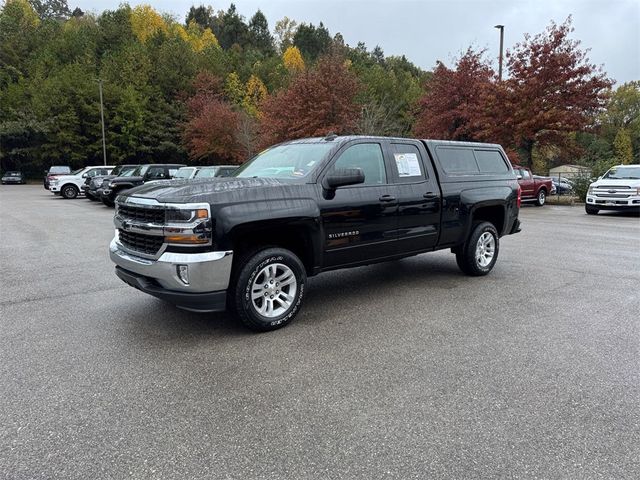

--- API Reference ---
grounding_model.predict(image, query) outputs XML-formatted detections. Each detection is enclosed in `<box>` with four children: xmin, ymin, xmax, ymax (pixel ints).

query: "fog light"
<box><xmin>177</xmin><ymin>265</ymin><xmax>189</xmax><ymax>285</ymax></box>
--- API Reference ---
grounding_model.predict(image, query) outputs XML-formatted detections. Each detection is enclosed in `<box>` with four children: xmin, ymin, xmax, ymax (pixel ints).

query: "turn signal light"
<box><xmin>195</xmin><ymin>208</ymin><xmax>208</xmax><ymax>219</ymax></box>
<box><xmin>517</xmin><ymin>185</ymin><xmax>522</xmax><ymax>208</ymax></box>
<box><xmin>165</xmin><ymin>234</ymin><xmax>209</xmax><ymax>244</ymax></box>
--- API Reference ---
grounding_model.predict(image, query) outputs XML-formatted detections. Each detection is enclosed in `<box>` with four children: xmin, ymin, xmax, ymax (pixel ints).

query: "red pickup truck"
<box><xmin>513</xmin><ymin>166</ymin><xmax>553</xmax><ymax>206</ymax></box>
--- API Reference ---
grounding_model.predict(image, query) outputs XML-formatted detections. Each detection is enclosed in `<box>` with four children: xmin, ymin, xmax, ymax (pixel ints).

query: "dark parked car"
<box><xmin>1</xmin><ymin>171</ymin><xmax>26</xmax><ymax>184</ymax></box>
<box><xmin>44</xmin><ymin>166</ymin><xmax>71</xmax><ymax>189</ymax></box>
<box><xmin>83</xmin><ymin>164</ymin><xmax>138</xmax><ymax>201</ymax></box>
<box><xmin>551</xmin><ymin>177</ymin><xmax>574</xmax><ymax>195</ymax></box>
<box><xmin>101</xmin><ymin>164</ymin><xmax>185</xmax><ymax>206</ymax></box>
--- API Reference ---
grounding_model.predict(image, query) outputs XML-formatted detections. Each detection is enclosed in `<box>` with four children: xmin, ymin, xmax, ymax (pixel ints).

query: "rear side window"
<box><xmin>474</xmin><ymin>150</ymin><xmax>509</xmax><ymax>173</ymax></box>
<box><xmin>437</xmin><ymin>148</ymin><xmax>479</xmax><ymax>174</ymax></box>
<box><xmin>390</xmin><ymin>144</ymin><xmax>425</xmax><ymax>182</ymax></box>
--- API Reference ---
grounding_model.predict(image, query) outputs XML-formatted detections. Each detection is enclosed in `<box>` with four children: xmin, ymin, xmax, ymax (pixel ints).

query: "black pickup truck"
<box><xmin>101</xmin><ymin>163</ymin><xmax>185</xmax><ymax>206</ymax></box>
<box><xmin>110</xmin><ymin>136</ymin><xmax>521</xmax><ymax>331</ymax></box>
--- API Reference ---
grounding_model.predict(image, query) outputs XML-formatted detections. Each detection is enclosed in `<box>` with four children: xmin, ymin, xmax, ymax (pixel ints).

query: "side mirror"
<box><xmin>324</xmin><ymin>168</ymin><xmax>365</xmax><ymax>190</ymax></box>
<box><xmin>516</xmin><ymin>174</ymin><xmax>523</xmax><ymax>180</ymax></box>
<box><xmin>81</xmin><ymin>173</ymin><xmax>88</xmax><ymax>178</ymax></box>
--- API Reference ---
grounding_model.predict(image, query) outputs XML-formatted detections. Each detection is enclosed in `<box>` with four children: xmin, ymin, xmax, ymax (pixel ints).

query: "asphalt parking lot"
<box><xmin>1</xmin><ymin>185</ymin><xmax>639</xmax><ymax>479</ymax></box>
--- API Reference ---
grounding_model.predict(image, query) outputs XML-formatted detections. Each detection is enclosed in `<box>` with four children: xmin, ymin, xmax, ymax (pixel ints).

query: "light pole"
<box><xmin>494</xmin><ymin>24</ymin><xmax>504</xmax><ymax>81</ymax></box>
<box><xmin>97</xmin><ymin>79</ymin><xmax>107</xmax><ymax>166</ymax></box>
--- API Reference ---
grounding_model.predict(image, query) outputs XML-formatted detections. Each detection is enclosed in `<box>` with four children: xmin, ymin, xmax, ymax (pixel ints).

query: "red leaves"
<box><xmin>414</xmin><ymin>18</ymin><xmax>613</xmax><ymax>166</ymax></box>
<box><xmin>413</xmin><ymin>49</ymin><xmax>495</xmax><ymax>141</ymax></box>
<box><xmin>258</xmin><ymin>54</ymin><xmax>360</xmax><ymax>147</ymax></box>
<box><xmin>182</xmin><ymin>72</ymin><xmax>245</xmax><ymax>163</ymax></box>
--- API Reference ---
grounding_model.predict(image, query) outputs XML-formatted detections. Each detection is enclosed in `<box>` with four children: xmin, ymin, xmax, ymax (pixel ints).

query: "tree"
<box><xmin>248</xmin><ymin>10</ymin><xmax>274</xmax><ymax>55</ymax></box>
<box><xmin>224</xmin><ymin>72</ymin><xmax>245</xmax><ymax>106</ymax></box>
<box><xmin>130</xmin><ymin>4</ymin><xmax>168</xmax><ymax>43</ymax></box>
<box><xmin>613</xmin><ymin>128</ymin><xmax>633</xmax><ymax>164</ymax></box>
<box><xmin>186</xmin><ymin>4</ymin><xmax>214</xmax><ymax>29</ymax></box>
<box><xmin>274</xmin><ymin>17</ymin><xmax>297</xmax><ymax>53</ymax></box>
<box><xmin>282</xmin><ymin>45</ymin><xmax>304</xmax><ymax>72</ymax></box>
<box><xmin>501</xmin><ymin>18</ymin><xmax>613</xmax><ymax>165</ymax></box>
<box><xmin>259</xmin><ymin>53</ymin><xmax>360</xmax><ymax>146</ymax></box>
<box><xmin>215</xmin><ymin>3</ymin><xmax>249</xmax><ymax>49</ymax></box>
<box><xmin>243</xmin><ymin>74</ymin><xmax>267</xmax><ymax>117</ymax></box>
<box><xmin>413</xmin><ymin>48</ymin><xmax>494</xmax><ymax>141</ymax></box>
<box><xmin>28</xmin><ymin>0</ymin><xmax>70</xmax><ymax>20</ymax></box>
<box><xmin>0</xmin><ymin>0</ymin><xmax>40</xmax><ymax>86</ymax></box>
<box><xmin>183</xmin><ymin>72</ymin><xmax>245</xmax><ymax>163</ymax></box>
<box><xmin>293</xmin><ymin>22</ymin><xmax>331</xmax><ymax>60</ymax></box>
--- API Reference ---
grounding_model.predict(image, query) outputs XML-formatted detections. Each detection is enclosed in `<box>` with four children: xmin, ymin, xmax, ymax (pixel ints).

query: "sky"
<box><xmin>78</xmin><ymin>0</ymin><xmax>639</xmax><ymax>84</ymax></box>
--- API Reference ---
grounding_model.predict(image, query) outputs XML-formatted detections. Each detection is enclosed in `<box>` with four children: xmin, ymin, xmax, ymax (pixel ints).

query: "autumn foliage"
<box><xmin>414</xmin><ymin>18</ymin><xmax>612</xmax><ymax>166</ymax></box>
<box><xmin>259</xmin><ymin>54</ymin><xmax>360</xmax><ymax>147</ymax></box>
<box><xmin>182</xmin><ymin>72</ymin><xmax>245</xmax><ymax>163</ymax></box>
<box><xmin>413</xmin><ymin>49</ymin><xmax>494</xmax><ymax>141</ymax></box>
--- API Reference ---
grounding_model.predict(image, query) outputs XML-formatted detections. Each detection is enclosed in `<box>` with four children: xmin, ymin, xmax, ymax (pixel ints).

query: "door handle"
<box><xmin>423</xmin><ymin>192</ymin><xmax>438</xmax><ymax>199</ymax></box>
<box><xmin>379</xmin><ymin>195</ymin><xmax>396</xmax><ymax>203</ymax></box>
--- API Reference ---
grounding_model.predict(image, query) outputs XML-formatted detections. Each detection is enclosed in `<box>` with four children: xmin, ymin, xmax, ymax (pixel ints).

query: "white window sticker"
<box><xmin>394</xmin><ymin>153</ymin><xmax>422</xmax><ymax>177</ymax></box>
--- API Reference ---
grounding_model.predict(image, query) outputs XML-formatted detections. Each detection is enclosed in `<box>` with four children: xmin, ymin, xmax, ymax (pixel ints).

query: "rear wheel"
<box><xmin>61</xmin><ymin>184</ymin><xmax>78</xmax><ymax>199</ymax></box>
<box><xmin>230</xmin><ymin>247</ymin><xmax>306</xmax><ymax>332</ymax></box>
<box><xmin>585</xmin><ymin>205</ymin><xmax>599</xmax><ymax>215</ymax></box>
<box><xmin>455</xmin><ymin>222</ymin><xmax>500</xmax><ymax>276</ymax></box>
<box><xmin>535</xmin><ymin>189</ymin><xmax>546</xmax><ymax>206</ymax></box>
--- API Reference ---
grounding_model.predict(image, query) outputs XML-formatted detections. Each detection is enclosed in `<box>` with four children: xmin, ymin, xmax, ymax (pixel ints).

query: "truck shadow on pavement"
<box><xmin>122</xmin><ymin>252</ymin><xmax>467</xmax><ymax>340</ymax></box>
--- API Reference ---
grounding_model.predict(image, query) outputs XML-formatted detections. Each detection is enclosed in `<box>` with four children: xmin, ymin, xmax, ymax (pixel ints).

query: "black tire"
<box><xmin>61</xmin><ymin>184</ymin><xmax>79</xmax><ymax>199</ymax></box>
<box><xmin>102</xmin><ymin>197</ymin><xmax>114</xmax><ymax>207</ymax></box>
<box><xmin>534</xmin><ymin>188</ymin><xmax>546</xmax><ymax>206</ymax></box>
<box><xmin>585</xmin><ymin>205</ymin><xmax>599</xmax><ymax>215</ymax></box>
<box><xmin>455</xmin><ymin>221</ymin><xmax>500</xmax><ymax>276</ymax></box>
<box><xmin>230</xmin><ymin>247</ymin><xmax>306</xmax><ymax>332</ymax></box>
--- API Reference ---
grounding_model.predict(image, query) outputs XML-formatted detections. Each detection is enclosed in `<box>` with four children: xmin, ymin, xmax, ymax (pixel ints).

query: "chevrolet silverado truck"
<box><xmin>513</xmin><ymin>166</ymin><xmax>552</xmax><ymax>206</ymax></box>
<box><xmin>101</xmin><ymin>164</ymin><xmax>185</xmax><ymax>206</ymax></box>
<box><xmin>585</xmin><ymin>164</ymin><xmax>640</xmax><ymax>214</ymax></box>
<box><xmin>110</xmin><ymin>136</ymin><xmax>521</xmax><ymax>331</ymax></box>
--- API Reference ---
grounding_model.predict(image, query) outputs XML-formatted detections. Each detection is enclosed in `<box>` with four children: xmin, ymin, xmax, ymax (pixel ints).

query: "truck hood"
<box><xmin>590</xmin><ymin>178</ymin><xmax>640</xmax><ymax>188</ymax></box>
<box><xmin>123</xmin><ymin>177</ymin><xmax>297</xmax><ymax>203</ymax></box>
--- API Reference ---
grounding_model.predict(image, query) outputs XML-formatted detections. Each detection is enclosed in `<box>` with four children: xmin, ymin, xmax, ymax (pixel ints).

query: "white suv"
<box><xmin>49</xmin><ymin>166</ymin><xmax>114</xmax><ymax>199</ymax></box>
<box><xmin>585</xmin><ymin>164</ymin><xmax>640</xmax><ymax>215</ymax></box>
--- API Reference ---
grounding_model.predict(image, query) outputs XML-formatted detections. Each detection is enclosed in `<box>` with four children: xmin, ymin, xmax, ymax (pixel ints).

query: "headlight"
<box><xmin>588</xmin><ymin>186</ymin><xmax>594</xmax><ymax>195</ymax></box>
<box><xmin>109</xmin><ymin>182</ymin><xmax>116</xmax><ymax>188</ymax></box>
<box><xmin>164</xmin><ymin>204</ymin><xmax>212</xmax><ymax>245</ymax></box>
<box><xmin>165</xmin><ymin>207</ymin><xmax>209</xmax><ymax>223</ymax></box>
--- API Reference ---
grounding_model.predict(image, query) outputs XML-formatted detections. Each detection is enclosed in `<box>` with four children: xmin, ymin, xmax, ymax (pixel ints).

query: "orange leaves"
<box><xmin>259</xmin><ymin>54</ymin><xmax>360</xmax><ymax>147</ymax></box>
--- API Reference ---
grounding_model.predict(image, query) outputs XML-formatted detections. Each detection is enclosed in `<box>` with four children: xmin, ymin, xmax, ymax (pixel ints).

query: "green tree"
<box><xmin>185</xmin><ymin>4</ymin><xmax>214</xmax><ymax>29</ymax></box>
<box><xmin>28</xmin><ymin>0</ymin><xmax>70</xmax><ymax>20</ymax></box>
<box><xmin>613</xmin><ymin>128</ymin><xmax>633</xmax><ymax>164</ymax></box>
<box><xmin>248</xmin><ymin>10</ymin><xmax>274</xmax><ymax>55</ymax></box>
<box><xmin>293</xmin><ymin>22</ymin><xmax>331</xmax><ymax>60</ymax></box>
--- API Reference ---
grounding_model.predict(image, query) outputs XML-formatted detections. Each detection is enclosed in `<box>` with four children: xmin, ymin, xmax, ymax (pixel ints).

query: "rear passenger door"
<box><xmin>388</xmin><ymin>141</ymin><xmax>441</xmax><ymax>252</ymax></box>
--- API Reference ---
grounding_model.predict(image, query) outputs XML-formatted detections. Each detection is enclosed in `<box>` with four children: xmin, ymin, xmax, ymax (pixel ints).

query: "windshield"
<box><xmin>131</xmin><ymin>165</ymin><xmax>149</xmax><ymax>177</ymax></box>
<box><xmin>174</xmin><ymin>168</ymin><xmax>195</xmax><ymax>179</ymax></box>
<box><xmin>234</xmin><ymin>143</ymin><xmax>335</xmax><ymax>179</ymax></box>
<box><xmin>603</xmin><ymin>166</ymin><xmax>640</xmax><ymax>180</ymax></box>
<box><xmin>118</xmin><ymin>166</ymin><xmax>137</xmax><ymax>177</ymax></box>
<box><xmin>194</xmin><ymin>167</ymin><xmax>217</xmax><ymax>178</ymax></box>
<box><xmin>49</xmin><ymin>166</ymin><xmax>70</xmax><ymax>174</ymax></box>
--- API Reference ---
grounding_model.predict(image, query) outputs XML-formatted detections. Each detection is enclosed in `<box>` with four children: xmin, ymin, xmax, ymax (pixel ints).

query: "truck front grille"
<box><xmin>118</xmin><ymin>205</ymin><xmax>165</xmax><ymax>224</ymax></box>
<box><xmin>118</xmin><ymin>229</ymin><xmax>164</xmax><ymax>256</ymax></box>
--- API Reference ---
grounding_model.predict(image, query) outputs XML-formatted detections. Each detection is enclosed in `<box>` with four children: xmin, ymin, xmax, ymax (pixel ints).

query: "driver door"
<box><xmin>318</xmin><ymin>140</ymin><xmax>398</xmax><ymax>268</ymax></box>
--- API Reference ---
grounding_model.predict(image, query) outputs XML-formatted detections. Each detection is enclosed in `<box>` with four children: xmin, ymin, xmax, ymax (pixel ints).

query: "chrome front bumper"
<box><xmin>109</xmin><ymin>237</ymin><xmax>233</xmax><ymax>293</ymax></box>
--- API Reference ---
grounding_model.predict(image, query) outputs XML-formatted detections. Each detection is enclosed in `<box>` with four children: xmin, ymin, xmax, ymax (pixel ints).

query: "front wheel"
<box><xmin>455</xmin><ymin>222</ymin><xmax>500</xmax><ymax>276</ymax></box>
<box><xmin>535</xmin><ymin>189</ymin><xmax>546</xmax><ymax>206</ymax></box>
<box><xmin>231</xmin><ymin>247</ymin><xmax>306</xmax><ymax>332</ymax></box>
<box><xmin>61</xmin><ymin>184</ymin><xmax>78</xmax><ymax>199</ymax></box>
<box><xmin>585</xmin><ymin>205</ymin><xmax>599</xmax><ymax>215</ymax></box>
